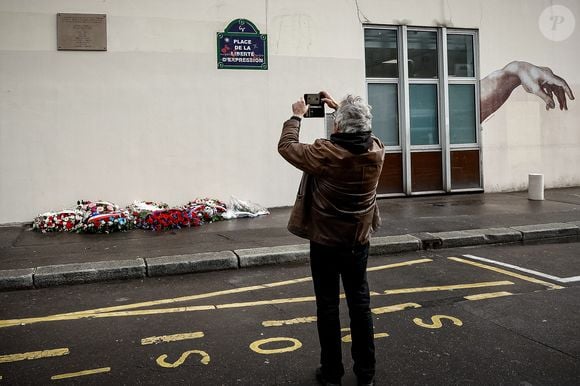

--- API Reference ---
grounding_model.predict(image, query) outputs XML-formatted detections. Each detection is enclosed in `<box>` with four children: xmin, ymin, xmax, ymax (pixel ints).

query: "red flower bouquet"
<box><xmin>183</xmin><ymin>198</ymin><xmax>227</xmax><ymax>225</ymax></box>
<box><xmin>32</xmin><ymin>210</ymin><xmax>84</xmax><ymax>233</ymax></box>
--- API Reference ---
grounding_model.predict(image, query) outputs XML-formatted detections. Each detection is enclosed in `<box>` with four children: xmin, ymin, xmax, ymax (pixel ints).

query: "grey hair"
<box><xmin>334</xmin><ymin>95</ymin><xmax>372</xmax><ymax>134</ymax></box>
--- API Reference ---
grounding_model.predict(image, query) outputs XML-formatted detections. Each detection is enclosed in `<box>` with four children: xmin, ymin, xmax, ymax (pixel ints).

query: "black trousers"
<box><xmin>309</xmin><ymin>241</ymin><xmax>376</xmax><ymax>383</ymax></box>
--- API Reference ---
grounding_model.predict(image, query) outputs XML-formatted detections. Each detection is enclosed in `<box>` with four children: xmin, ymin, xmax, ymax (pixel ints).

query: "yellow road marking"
<box><xmin>0</xmin><ymin>282</ymin><xmax>510</xmax><ymax>328</ymax></box>
<box><xmin>141</xmin><ymin>331</ymin><xmax>204</xmax><ymax>345</ymax></box>
<box><xmin>262</xmin><ymin>316</ymin><xmax>318</xmax><ymax>327</ymax></box>
<box><xmin>413</xmin><ymin>315</ymin><xmax>463</xmax><ymax>329</ymax></box>
<box><xmin>341</xmin><ymin>328</ymin><xmax>352</xmax><ymax>342</ymax></box>
<box><xmin>262</xmin><ymin>302</ymin><xmax>423</xmax><ymax>327</ymax></box>
<box><xmin>0</xmin><ymin>297</ymin><xmax>322</xmax><ymax>328</ymax></box>
<box><xmin>0</xmin><ymin>306</ymin><xmax>216</xmax><ymax>328</ymax></box>
<box><xmin>464</xmin><ymin>291</ymin><xmax>513</xmax><ymax>301</ymax></box>
<box><xmin>156</xmin><ymin>350</ymin><xmax>210</xmax><ymax>368</ymax></box>
<box><xmin>53</xmin><ymin>285</ymin><xmax>267</xmax><ymax>317</ymax></box>
<box><xmin>383</xmin><ymin>280</ymin><xmax>514</xmax><ymax>295</ymax></box>
<box><xmin>448</xmin><ymin>257</ymin><xmax>565</xmax><ymax>290</ymax></box>
<box><xmin>372</xmin><ymin>302</ymin><xmax>422</xmax><ymax>314</ymax></box>
<box><xmin>216</xmin><ymin>296</ymin><xmax>316</xmax><ymax>309</ymax></box>
<box><xmin>262</xmin><ymin>278</ymin><xmax>312</xmax><ymax>287</ymax></box>
<box><xmin>0</xmin><ymin>259</ymin><xmax>422</xmax><ymax>329</ymax></box>
<box><xmin>50</xmin><ymin>367</ymin><xmax>110</xmax><ymax>380</ymax></box>
<box><xmin>367</xmin><ymin>258</ymin><xmax>432</xmax><ymax>272</ymax></box>
<box><xmin>0</xmin><ymin>348</ymin><xmax>69</xmax><ymax>364</ymax></box>
<box><xmin>249</xmin><ymin>337</ymin><xmax>302</xmax><ymax>354</ymax></box>
<box><xmin>341</xmin><ymin>328</ymin><xmax>389</xmax><ymax>342</ymax></box>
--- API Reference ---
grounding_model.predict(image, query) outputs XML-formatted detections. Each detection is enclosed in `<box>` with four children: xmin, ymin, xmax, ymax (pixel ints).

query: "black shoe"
<box><xmin>315</xmin><ymin>367</ymin><xmax>341</xmax><ymax>386</ymax></box>
<box><xmin>357</xmin><ymin>378</ymin><xmax>375</xmax><ymax>386</ymax></box>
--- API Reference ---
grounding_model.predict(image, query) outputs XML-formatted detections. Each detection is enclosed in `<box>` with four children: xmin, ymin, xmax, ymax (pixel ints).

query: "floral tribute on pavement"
<box><xmin>32</xmin><ymin>197</ymin><xmax>266</xmax><ymax>234</ymax></box>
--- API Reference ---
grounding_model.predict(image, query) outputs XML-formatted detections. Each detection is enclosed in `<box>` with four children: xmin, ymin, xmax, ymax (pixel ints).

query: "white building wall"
<box><xmin>476</xmin><ymin>0</ymin><xmax>580</xmax><ymax>192</ymax></box>
<box><xmin>0</xmin><ymin>0</ymin><xmax>578</xmax><ymax>223</ymax></box>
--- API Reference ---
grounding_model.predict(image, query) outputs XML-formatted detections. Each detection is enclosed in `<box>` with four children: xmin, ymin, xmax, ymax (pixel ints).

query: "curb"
<box><xmin>235</xmin><ymin>244</ymin><xmax>310</xmax><ymax>268</ymax></box>
<box><xmin>510</xmin><ymin>222</ymin><xmax>579</xmax><ymax>241</ymax></box>
<box><xmin>34</xmin><ymin>259</ymin><xmax>146</xmax><ymax>288</ymax></box>
<box><xmin>0</xmin><ymin>268</ymin><xmax>34</xmax><ymax>290</ymax></box>
<box><xmin>429</xmin><ymin>227</ymin><xmax>523</xmax><ymax>248</ymax></box>
<box><xmin>147</xmin><ymin>251</ymin><xmax>238</xmax><ymax>276</ymax></box>
<box><xmin>0</xmin><ymin>222</ymin><xmax>578</xmax><ymax>291</ymax></box>
<box><xmin>369</xmin><ymin>235</ymin><xmax>422</xmax><ymax>255</ymax></box>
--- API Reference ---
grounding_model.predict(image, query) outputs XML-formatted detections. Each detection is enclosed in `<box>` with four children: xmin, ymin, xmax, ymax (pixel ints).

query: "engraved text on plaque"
<box><xmin>57</xmin><ymin>13</ymin><xmax>107</xmax><ymax>51</ymax></box>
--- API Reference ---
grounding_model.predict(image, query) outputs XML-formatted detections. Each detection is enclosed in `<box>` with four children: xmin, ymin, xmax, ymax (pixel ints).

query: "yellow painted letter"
<box><xmin>413</xmin><ymin>315</ymin><xmax>463</xmax><ymax>329</ymax></box>
<box><xmin>156</xmin><ymin>350</ymin><xmax>210</xmax><ymax>368</ymax></box>
<box><xmin>249</xmin><ymin>337</ymin><xmax>302</xmax><ymax>354</ymax></box>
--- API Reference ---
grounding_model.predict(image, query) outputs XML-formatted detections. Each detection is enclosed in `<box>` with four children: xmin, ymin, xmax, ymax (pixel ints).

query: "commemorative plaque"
<box><xmin>57</xmin><ymin>13</ymin><xmax>107</xmax><ymax>51</ymax></box>
<box><xmin>217</xmin><ymin>19</ymin><xmax>268</xmax><ymax>70</ymax></box>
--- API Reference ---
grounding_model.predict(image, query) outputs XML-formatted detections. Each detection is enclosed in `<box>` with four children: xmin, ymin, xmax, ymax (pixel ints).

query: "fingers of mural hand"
<box><xmin>536</xmin><ymin>87</ymin><xmax>556</xmax><ymax>110</ymax></box>
<box><xmin>546</xmin><ymin>85</ymin><xmax>564</xmax><ymax>110</ymax></box>
<box><xmin>549</xmin><ymin>73</ymin><xmax>575</xmax><ymax>103</ymax></box>
<box><xmin>554</xmin><ymin>87</ymin><xmax>567</xmax><ymax>110</ymax></box>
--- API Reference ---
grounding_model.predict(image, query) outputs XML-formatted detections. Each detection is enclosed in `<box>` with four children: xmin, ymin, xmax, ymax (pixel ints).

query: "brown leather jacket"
<box><xmin>278</xmin><ymin>118</ymin><xmax>385</xmax><ymax>247</ymax></box>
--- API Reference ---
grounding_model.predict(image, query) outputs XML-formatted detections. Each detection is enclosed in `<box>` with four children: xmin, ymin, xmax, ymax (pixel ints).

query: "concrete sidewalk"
<box><xmin>1</xmin><ymin>187</ymin><xmax>579</xmax><ymax>290</ymax></box>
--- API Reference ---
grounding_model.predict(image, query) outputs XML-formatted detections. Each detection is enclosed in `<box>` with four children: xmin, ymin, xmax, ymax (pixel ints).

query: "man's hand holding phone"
<box><xmin>320</xmin><ymin>91</ymin><xmax>338</xmax><ymax>110</ymax></box>
<box><xmin>292</xmin><ymin>91</ymin><xmax>338</xmax><ymax>119</ymax></box>
<box><xmin>292</xmin><ymin>98</ymin><xmax>309</xmax><ymax>118</ymax></box>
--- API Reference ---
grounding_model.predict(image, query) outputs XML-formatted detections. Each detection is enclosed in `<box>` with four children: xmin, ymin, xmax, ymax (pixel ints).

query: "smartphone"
<box><xmin>304</xmin><ymin>93</ymin><xmax>325</xmax><ymax>118</ymax></box>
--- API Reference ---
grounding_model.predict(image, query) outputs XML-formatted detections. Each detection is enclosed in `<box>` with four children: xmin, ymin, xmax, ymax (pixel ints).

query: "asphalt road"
<box><xmin>1</xmin><ymin>242</ymin><xmax>579</xmax><ymax>385</ymax></box>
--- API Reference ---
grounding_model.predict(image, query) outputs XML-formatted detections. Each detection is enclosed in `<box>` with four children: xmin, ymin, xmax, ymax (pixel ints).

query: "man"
<box><xmin>278</xmin><ymin>92</ymin><xmax>384</xmax><ymax>386</ymax></box>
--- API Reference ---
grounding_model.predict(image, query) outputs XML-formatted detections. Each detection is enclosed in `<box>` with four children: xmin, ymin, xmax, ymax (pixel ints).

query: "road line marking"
<box><xmin>449</xmin><ymin>257</ymin><xmax>565</xmax><ymax>290</ymax></box>
<box><xmin>56</xmin><ymin>285</ymin><xmax>268</xmax><ymax>316</ymax></box>
<box><xmin>0</xmin><ymin>259</ymin><xmax>423</xmax><ymax>329</ymax></box>
<box><xmin>263</xmin><ymin>278</ymin><xmax>312</xmax><ymax>287</ymax></box>
<box><xmin>262</xmin><ymin>316</ymin><xmax>317</xmax><ymax>327</ymax></box>
<box><xmin>367</xmin><ymin>258</ymin><xmax>433</xmax><ymax>272</ymax></box>
<box><xmin>141</xmin><ymin>331</ymin><xmax>204</xmax><ymax>345</ymax></box>
<box><xmin>89</xmin><ymin>305</ymin><xmax>215</xmax><ymax>318</ymax></box>
<box><xmin>372</xmin><ymin>302</ymin><xmax>422</xmax><ymax>314</ymax></box>
<box><xmin>383</xmin><ymin>281</ymin><xmax>514</xmax><ymax>295</ymax></box>
<box><xmin>0</xmin><ymin>283</ymin><xmax>501</xmax><ymax>327</ymax></box>
<box><xmin>0</xmin><ymin>348</ymin><xmax>69</xmax><ymax>364</ymax></box>
<box><xmin>262</xmin><ymin>302</ymin><xmax>424</xmax><ymax>327</ymax></box>
<box><xmin>0</xmin><ymin>306</ymin><xmax>216</xmax><ymax>328</ymax></box>
<box><xmin>341</xmin><ymin>328</ymin><xmax>389</xmax><ymax>342</ymax></box>
<box><xmin>560</xmin><ymin>276</ymin><xmax>580</xmax><ymax>282</ymax></box>
<box><xmin>341</xmin><ymin>328</ymin><xmax>353</xmax><ymax>342</ymax></box>
<box><xmin>0</xmin><ymin>283</ymin><xmax>507</xmax><ymax>327</ymax></box>
<box><xmin>464</xmin><ymin>291</ymin><xmax>513</xmax><ymax>301</ymax></box>
<box><xmin>50</xmin><ymin>367</ymin><xmax>110</xmax><ymax>380</ymax></box>
<box><xmin>216</xmin><ymin>296</ymin><xmax>317</xmax><ymax>309</ymax></box>
<box><xmin>462</xmin><ymin>254</ymin><xmax>579</xmax><ymax>284</ymax></box>
<box><xmin>0</xmin><ymin>298</ymin><xmax>321</xmax><ymax>327</ymax></box>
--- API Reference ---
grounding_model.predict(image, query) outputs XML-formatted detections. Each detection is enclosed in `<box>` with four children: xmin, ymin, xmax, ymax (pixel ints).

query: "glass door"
<box><xmin>364</xmin><ymin>27</ymin><xmax>404</xmax><ymax>195</ymax></box>
<box><xmin>364</xmin><ymin>26</ymin><xmax>482</xmax><ymax>196</ymax></box>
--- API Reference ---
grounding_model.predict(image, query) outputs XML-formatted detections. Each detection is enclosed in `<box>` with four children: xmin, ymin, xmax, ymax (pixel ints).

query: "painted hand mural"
<box><xmin>480</xmin><ymin>61</ymin><xmax>575</xmax><ymax>122</ymax></box>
